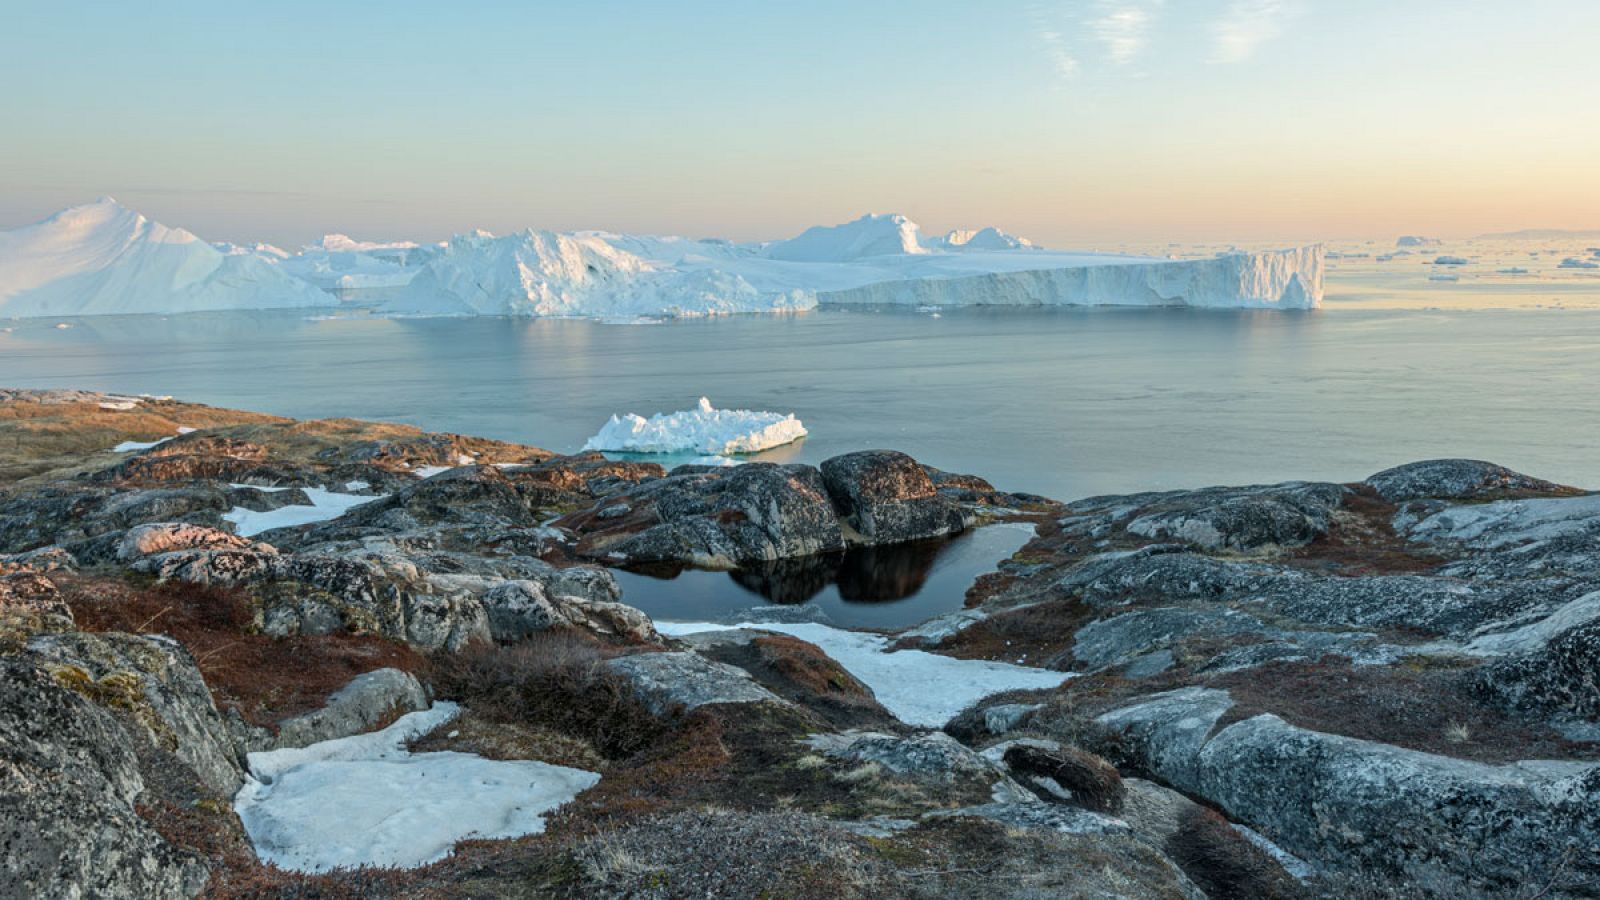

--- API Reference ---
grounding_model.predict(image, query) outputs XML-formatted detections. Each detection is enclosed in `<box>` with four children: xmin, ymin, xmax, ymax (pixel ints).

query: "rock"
<box><xmin>607</xmin><ymin>651</ymin><xmax>788</xmax><ymax>714</ymax></box>
<box><xmin>1094</xmin><ymin>688</ymin><xmax>1600</xmax><ymax>892</ymax></box>
<box><xmin>272</xmin><ymin>667</ymin><xmax>430</xmax><ymax>748</ymax></box>
<box><xmin>0</xmin><ymin>571</ymin><xmax>74</xmax><ymax>639</ymax></box>
<box><xmin>1402</xmin><ymin>492</ymin><xmax>1600</xmax><ymax>551</ymax></box>
<box><xmin>1366</xmin><ymin>459</ymin><xmax>1572</xmax><ymax>502</ymax></box>
<box><xmin>1479</xmin><ymin>610</ymin><xmax>1600</xmax><ymax>721</ymax></box>
<box><xmin>594</xmin><ymin>464</ymin><xmax>846</xmax><ymax>567</ymax></box>
<box><xmin>804</xmin><ymin>730</ymin><xmax>1001</xmax><ymax>781</ymax></box>
<box><xmin>481</xmin><ymin>579</ymin><xmax>657</xmax><ymax>644</ymax></box>
<box><xmin>983</xmin><ymin>703</ymin><xmax>1041</xmax><ymax>735</ymax></box>
<box><xmin>926</xmin><ymin>801</ymin><xmax>1131</xmax><ymax>836</ymax></box>
<box><xmin>27</xmin><ymin>631</ymin><xmax>246</xmax><ymax>796</ymax></box>
<box><xmin>117</xmin><ymin>521</ymin><xmax>275</xmax><ymax>561</ymax></box>
<box><xmin>0</xmin><ymin>655</ymin><xmax>208</xmax><ymax>899</ymax></box>
<box><xmin>819</xmin><ymin>450</ymin><xmax>973</xmax><ymax>545</ymax></box>
<box><xmin>1122</xmin><ymin>482</ymin><xmax>1347</xmax><ymax>551</ymax></box>
<box><xmin>1059</xmin><ymin>547</ymin><xmax>1292</xmax><ymax>608</ymax></box>
<box><xmin>1072</xmin><ymin>607</ymin><xmax>1275</xmax><ymax>671</ymax></box>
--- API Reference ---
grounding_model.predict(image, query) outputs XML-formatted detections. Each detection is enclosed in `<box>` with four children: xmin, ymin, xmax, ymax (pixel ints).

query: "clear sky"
<box><xmin>3</xmin><ymin>1</ymin><xmax>1598</xmax><ymax>247</ymax></box>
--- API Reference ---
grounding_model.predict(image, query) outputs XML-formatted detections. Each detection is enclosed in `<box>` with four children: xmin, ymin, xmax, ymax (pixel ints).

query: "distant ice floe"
<box><xmin>1</xmin><ymin>200</ymin><xmax>1325</xmax><ymax>319</ymax></box>
<box><xmin>222</xmin><ymin>487</ymin><xmax>380</xmax><ymax>536</ymax></box>
<box><xmin>583</xmin><ymin>397</ymin><xmax>807</xmax><ymax>456</ymax></box>
<box><xmin>655</xmin><ymin>621</ymin><xmax>1071</xmax><ymax>727</ymax></box>
<box><xmin>234</xmin><ymin>703</ymin><xmax>599</xmax><ymax>873</ymax></box>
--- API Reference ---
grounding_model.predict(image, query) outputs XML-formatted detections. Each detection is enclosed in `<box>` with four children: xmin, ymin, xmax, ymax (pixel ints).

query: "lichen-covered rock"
<box><xmin>0</xmin><ymin>484</ymin><xmax>231</xmax><ymax>554</ymax></box>
<box><xmin>1366</xmin><ymin>459</ymin><xmax>1572</xmax><ymax>502</ymax></box>
<box><xmin>0</xmin><ymin>570</ymin><xmax>74</xmax><ymax>640</ymax></box>
<box><xmin>588</xmin><ymin>464</ymin><xmax>846</xmax><ymax>567</ymax></box>
<box><xmin>116</xmin><ymin>521</ymin><xmax>275</xmax><ymax>561</ymax></box>
<box><xmin>27</xmin><ymin>631</ymin><xmax>246</xmax><ymax>796</ymax></box>
<box><xmin>1120</xmin><ymin>482</ymin><xmax>1347</xmax><ymax>551</ymax></box>
<box><xmin>805</xmin><ymin>730</ymin><xmax>1001</xmax><ymax>781</ymax></box>
<box><xmin>1095</xmin><ymin>688</ymin><xmax>1600</xmax><ymax>893</ymax></box>
<box><xmin>1059</xmin><ymin>547</ymin><xmax>1293</xmax><ymax>608</ymax></box>
<box><xmin>820</xmin><ymin>450</ymin><xmax>973</xmax><ymax>545</ymax></box>
<box><xmin>0</xmin><ymin>655</ymin><xmax>209</xmax><ymax>899</ymax></box>
<box><xmin>272</xmin><ymin>667</ymin><xmax>430</xmax><ymax>748</ymax></box>
<box><xmin>480</xmin><ymin>579</ymin><xmax>657</xmax><ymax>644</ymax></box>
<box><xmin>607</xmin><ymin>651</ymin><xmax>788</xmax><ymax>714</ymax></box>
<box><xmin>1479</xmin><ymin>612</ymin><xmax>1600</xmax><ymax>721</ymax></box>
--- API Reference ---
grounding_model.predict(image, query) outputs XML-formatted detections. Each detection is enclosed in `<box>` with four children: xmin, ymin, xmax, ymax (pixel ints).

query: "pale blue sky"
<box><xmin>3</xmin><ymin>1</ymin><xmax>1598</xmax><ymax>246</ymax></box>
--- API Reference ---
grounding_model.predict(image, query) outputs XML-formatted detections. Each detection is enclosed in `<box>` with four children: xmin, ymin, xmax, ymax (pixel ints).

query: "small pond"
<box><xmin>610</xmin><ymin>522</ymin><xmax>1035</xmax><ymax>631</ymax></box>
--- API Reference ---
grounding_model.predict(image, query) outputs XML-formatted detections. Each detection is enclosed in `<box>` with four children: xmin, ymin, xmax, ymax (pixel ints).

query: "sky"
<box><xmin>2</xmin><ymin>1</ymin><xmax>1598</xmax><ymax>247</ymax></box>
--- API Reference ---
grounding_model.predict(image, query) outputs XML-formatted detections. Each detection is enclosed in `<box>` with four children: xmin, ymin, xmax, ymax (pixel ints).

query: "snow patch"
<box><xmin>583</xmin><ymin>397</ymin><xmax>807</xmax><ymax>455</ymax></box>
<box><xmin>223</xmin><ymin>487</ymin><xmax>382</xmax><ymax>536</ymax></box>
<box><xmin>234</xmin><ymin>702</ymin><xmax>600</xmax><ymax>873</ymax></box>
<box><xmin>655</xmin><ymin>621</ymin><xmax>1071</xmax><ymax>727</ymax></box>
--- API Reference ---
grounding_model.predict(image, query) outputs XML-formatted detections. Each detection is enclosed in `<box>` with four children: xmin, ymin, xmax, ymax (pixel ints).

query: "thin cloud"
<box><xmin>1092</xmin><ymin>3</ymin><xmax>1158</xmax><ymax>65</ymax></box>
<box><xmin>1029</xmin><ymin>6</ymin><xmax>1080</xmax><ymax>82</ymax></box>
<box><xmin>1210</xmin><ymin>0</ymin><xmax>1288</xmax><ymax>64</ymax></box>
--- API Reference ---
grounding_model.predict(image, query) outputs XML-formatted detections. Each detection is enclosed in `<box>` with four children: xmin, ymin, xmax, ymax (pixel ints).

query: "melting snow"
<box><xmin>583</xmin><ymin>397</ymin><xmax>807</xmax><ymax>456</ymax></box>
<box><xmin>235</xmin><ymin>703</ymin><xmax>600</xmax><ymax>873</ymax></box>
<box><xmin>655</xmin><ymin>621</ymin><xmax>1071</xmax><ymax>727</ymax></box>
<box><xmin>223</xmin><ymin>487</ymin><xmax>381</xmax><ymax>536</ymax></box>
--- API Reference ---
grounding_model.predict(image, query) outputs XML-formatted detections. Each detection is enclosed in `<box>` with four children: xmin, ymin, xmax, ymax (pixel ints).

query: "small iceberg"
<box><xmin>235</xmin><ymin>702</ymin><xmax>600</xmax><ymax>873</ymax></box>
<box><xmin>582</xmin><ymin>397</ymin><xmax>807</xmax><ymax>456</ymax></box>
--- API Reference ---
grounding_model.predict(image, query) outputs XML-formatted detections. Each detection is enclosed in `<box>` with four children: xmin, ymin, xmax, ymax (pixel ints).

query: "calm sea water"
<box><xmin>2</xmin><ymin>305</ymin><xmax>1598</xmax><ymax>499</ymax></box>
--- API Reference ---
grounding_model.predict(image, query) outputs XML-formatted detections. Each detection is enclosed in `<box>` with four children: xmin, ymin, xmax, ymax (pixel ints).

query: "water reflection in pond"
<box><xmin>611</xmin><ymin>523</ymin><xmax>1035</xmax><ymax>631</ymax></box>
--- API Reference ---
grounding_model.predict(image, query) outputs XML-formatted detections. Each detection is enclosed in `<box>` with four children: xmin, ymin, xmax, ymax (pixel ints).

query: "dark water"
<box><xmin>3</xmin><ymin>306</ymin><xmax>1599</xmax><ymax>499</ymax></box>
<box><xmin>609</xmin><ymin>523</ymin><xmax>1035</xmax><ymax>630</ymax></box>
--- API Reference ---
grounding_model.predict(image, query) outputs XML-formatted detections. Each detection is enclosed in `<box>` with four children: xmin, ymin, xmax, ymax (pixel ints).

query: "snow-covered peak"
<box><xmin>0</xmin><ymin>199</ymin><xmax>327</xmax><ymax>316</ymax></box>
<box><xmin>309</xmin><ymin>233</ymin><xmax>421</xmax><ymax>253</ymax></box>
<box><xmin>927</xmin><ymin>227</ymin><xmax>1038</xmax><ymax>252</ymax></box>
<box><xmin>764</xmin><ymin>213</ymin><xmax>927</xmax><ymax>262</ymax></box>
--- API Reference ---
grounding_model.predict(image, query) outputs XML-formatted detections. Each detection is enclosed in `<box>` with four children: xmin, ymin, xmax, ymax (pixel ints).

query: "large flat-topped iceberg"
<box><xmin>0</xmin><ymin>201</ymin><xmax>1323</xmax><ymax>318</ymax></box>
<box><xmin>0</xmin><ymin>198</ymin><xmax>328</xmax><ymax>317</ymax></box>
<box><xmin>584</xmin><ymin>396</ymin><xmax>807</xmax><ymax>455</ymax></box>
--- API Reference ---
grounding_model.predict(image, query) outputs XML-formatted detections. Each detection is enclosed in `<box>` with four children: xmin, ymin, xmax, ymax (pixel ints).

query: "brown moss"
<box><xmin>431</xmin><ymin>634</ymin><xmax>672</xmax><ymax>761</ymax></box>
<box><xmin>1002</xmin><ymin>743</ymin><xmax>1125</xmax><ymax>813</ymax></box>
<box><xmin>1165</xmin><ymin>807</ymin><xmax>1306</xmax><ymax>899</ymax></box>
<box><xmin>1209</xmin><ymin>655</ymin><xmax>1592</xmax><ymax>763</ymax></box>
<box><xmin>58</xmin><ymin>574</ymin><xmax>428</xmax><ymax>728</ymax></box>
<box><xmin>1287</xmin><ymin>485</ymin><xmax>1447</xmax><ymax>576</ymax></box>
<box><xmin>933</xmin><ymin>596</ymin><xmax>1093</xmax><ymax>667</ymax></box>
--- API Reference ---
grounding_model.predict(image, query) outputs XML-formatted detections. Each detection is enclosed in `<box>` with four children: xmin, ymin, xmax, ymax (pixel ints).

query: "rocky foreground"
<box><xmin>1</xmin><ymin>389</ymin><xmax>1596</xmax><ymax>898</ymax></box>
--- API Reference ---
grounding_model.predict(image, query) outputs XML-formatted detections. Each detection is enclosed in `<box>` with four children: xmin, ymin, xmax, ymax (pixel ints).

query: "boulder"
<box><xmin>598</xmin><ymin>464</ymin><xmax>846</xmax><ymax>567</ymax></box>
<box><xmin>0</xmin><ymin>655</ymin><xmax>208</xmax><ymax>899</ymax></box>
<box><xmin>607</xmin><ymin>651</ymin><xmax>787</xmax><ymax>714</ymax></box>
<box><xmin>27</xmin><ymin>631</ymin><xmax>246</xmax><ymax>796</ymax></box>
<box><xmin>820</xmin><ymin>450</ymin><xmax>973</xmax><ymax>545</ymax></box>
<box><xmin>272</xmin><ymin>667</ymin><xmax>430</xmax><ymax>748</ymax></box>
<box><xmin>480</xmin><ymin>579</ymin><xmax>657</xmax><ymax>644</ymax></box>
<box><xmin>1366</xmin><ymin>459</ymin><xmax>1571</xmax><ymax>502</ymax></box>
<box><xmin>804</xmin><ymin>730</ymin><xmax>1001</xmax><ymax>782</ymax></box>
<box><xmin>1119</xmin><ymin>482</ymin><xmax>1347</xmax><ymax>552</ymax></box>
<box><xmin>1094</xmin><ymin>688</ymin><xmax>1600</xmax><ymax>892</ymax></box>
<box><xmin>117</xmin><ymin>522</ymin><xmax>274</xmax><ymax>561</ymax></box>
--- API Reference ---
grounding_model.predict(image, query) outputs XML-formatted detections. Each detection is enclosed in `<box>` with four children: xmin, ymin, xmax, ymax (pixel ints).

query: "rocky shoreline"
<box><xmin>1</xmin><ymin>388</ymin><xmax>1595</xmax><ymax>898</ymax></box>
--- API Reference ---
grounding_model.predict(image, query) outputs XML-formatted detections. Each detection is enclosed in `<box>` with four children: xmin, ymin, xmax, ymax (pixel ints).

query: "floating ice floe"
<box><xmin>234</xmin><ymin>703</ymin><xmax>600</xmax><ymax>873</ymax></box>
<box><xmin>222</xmin><ymin>487</ymin><xmax>381</xmax><ymax>537</ymax></box>
<box><xmin>655</xmin><ymin>621</ymin><xmax>1071</xmax><ymax>727</ymax></box>
<box><xmin>582</xmin><ymin>397</ymin><xmax>807</xmax><ymax>456</ymax></box>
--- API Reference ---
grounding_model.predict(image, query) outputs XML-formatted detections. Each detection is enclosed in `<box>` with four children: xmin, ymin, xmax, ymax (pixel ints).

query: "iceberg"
<box><xmin>0</xmin><ymin>198</ymin><xmax>330</xmax><ymax>317</ymax></box>
<box><xmin>582</xmin><ymin>397</ymin><xmax>807</xmax><ymax>455</ymax></box>
<box><xmin>2</xmin><ymin>202</ymin><xmax>1325</xmax><ymax>317</ymax></box>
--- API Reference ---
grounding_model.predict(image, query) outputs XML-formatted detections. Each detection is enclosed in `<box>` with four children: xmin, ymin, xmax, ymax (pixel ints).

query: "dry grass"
<box><xmin>431</xmin><ymin>635</ymin><xmax>671</xmax><ymax>761</ymax></box>
<box><xmin>58</xmin><ymin>574</ymin><xmax>428</xmax><ymax>728</ymax></box>
<box><xmin>1164</xmin><ymin>807</ymin><xmax>1306</xmax><ymax>899</ymax></box>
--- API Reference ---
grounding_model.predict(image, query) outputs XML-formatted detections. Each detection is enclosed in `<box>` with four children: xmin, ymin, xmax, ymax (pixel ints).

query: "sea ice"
<box><xmin>222</xmin><ymin>487</ymin><xmax>381</xmax><ymax>537</ymax></box>
<box><xmin>582</xmin><ymin>397</ymin><xmax>807</xmax><ymax>455</ymax></box>
<box><xmin>655</xmin><ymin>621</ymin><xmax>1071</xmax><ymax>727</ymax></box>
<box><xmin>234</xmin><ymin>703</ymin><xmax>600</xmax><ymax>873</ymax></box>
